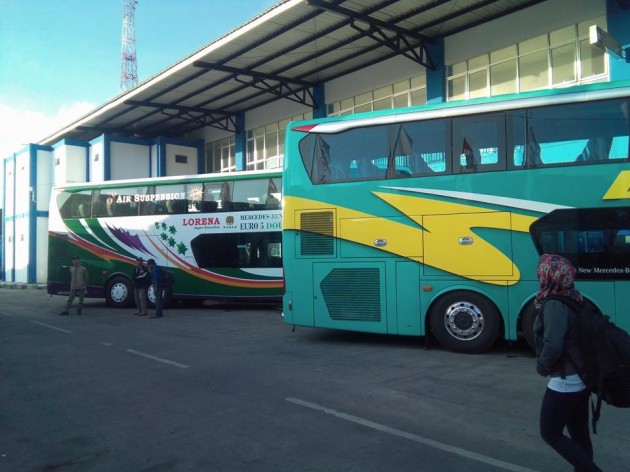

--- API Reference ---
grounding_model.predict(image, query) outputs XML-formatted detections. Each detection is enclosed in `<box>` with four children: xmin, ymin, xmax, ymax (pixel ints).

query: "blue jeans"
<box><xmin>540</xmin><ymin>388</ymin><xmax>602</xmax><ymax>472</ymax></box>
<box><xmin>153</xmin><ymin>284</ymin><xmax>163</xmax><ymax>316</ymax></box>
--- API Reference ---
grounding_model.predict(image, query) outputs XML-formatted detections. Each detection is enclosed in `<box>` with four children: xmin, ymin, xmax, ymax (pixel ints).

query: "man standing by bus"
<box><xmin>132</xmin><ymin>257</ymin><xmax>150</xmax><ymax>316</ymax></box>
<box><xmin>59</xmin><ymin>256</ymin><xmax>89</xmax><ymax>315</ymax></box>
<box><xmin>146</xmin><ymin>259</ymin><xmax>163</xmax><ymax>318</ymax></box>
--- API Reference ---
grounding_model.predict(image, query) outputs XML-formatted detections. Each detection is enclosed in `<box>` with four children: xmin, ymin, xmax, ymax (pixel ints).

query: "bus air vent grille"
<box><xmin>321</xmin><ymin>268</ymin><xmax>381</xmax><ymax>322</ymax></box>
<box><xmin>300</xmin><ymin>211</ymin><xmax>334</xmax><ymax>255</ymax></box>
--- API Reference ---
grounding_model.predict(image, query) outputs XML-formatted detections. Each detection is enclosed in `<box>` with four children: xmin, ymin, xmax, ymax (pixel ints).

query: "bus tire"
<box><xmin>429</xmin><ymin>291</ymin><xmax>501</xmax><ymax>354</ymax></box>
<box><xmin>147</xmin><ymin>285</ymin><xmax>173</xmax><ymax>308</ymax></box>
<box><xmin>521</xmin><ymin>302</ymin><xmax>537</xmax><ymax>352</ymax></box>
<box><xmin>105</xmin><ymin>276</ymin><xmax>134</xmax><ymax>308</ymax></box>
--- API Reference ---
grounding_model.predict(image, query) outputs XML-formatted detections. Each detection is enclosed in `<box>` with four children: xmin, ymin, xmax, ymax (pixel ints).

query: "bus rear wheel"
<box><xmin>105</xmin><ymin>276</ymin><xmax>133</xmax><ymax>308</ymax></box>
<box><xmin>429</xmin><ymin>291</ymin><xmax>501</xmax><ymax>354</ymax></box>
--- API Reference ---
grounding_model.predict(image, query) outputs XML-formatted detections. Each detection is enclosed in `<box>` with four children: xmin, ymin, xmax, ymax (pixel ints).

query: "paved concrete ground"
<box><xmin>1</xmin><ymin>288</ymin><xmax>629</xmax><ymax>471</ymax></box>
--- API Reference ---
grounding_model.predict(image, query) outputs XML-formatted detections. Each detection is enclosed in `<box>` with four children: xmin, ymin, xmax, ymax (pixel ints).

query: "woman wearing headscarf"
<box><xmin>533</xmin><ymin>254</ymin><xmax>602</xmax><ymax>471</ymax></box>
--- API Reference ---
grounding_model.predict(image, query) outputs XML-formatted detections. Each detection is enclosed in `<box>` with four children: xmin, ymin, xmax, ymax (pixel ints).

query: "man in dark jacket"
<box><xmin>132</xmin><ymin>257</ymin><xmax>150</xmax><ymax>316</ymax></box>
<box><xmin>146</xmin><ymin>259</ymin><xmax>163</xmax><ymax>318</ymax></box>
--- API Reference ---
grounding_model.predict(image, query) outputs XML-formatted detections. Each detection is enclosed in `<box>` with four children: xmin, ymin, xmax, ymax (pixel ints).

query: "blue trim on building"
<box><xmin>104</xmin><ymin>134</ymin><xmax>111</xmax><ymax>180</ymax></box>
<box><xmin>426</xmin><ymin>38</ymin><xmax>445</xmax><ymax>104</ymax></box>
<box><xmin>151</xmin><ymin>137</ymin><xmax>167</xmax><ymax>177</ymax></box>
<box><xmin>235</xmin><ymin>112</ymin><xmax>246</xmax><ymax>171</ymax></box>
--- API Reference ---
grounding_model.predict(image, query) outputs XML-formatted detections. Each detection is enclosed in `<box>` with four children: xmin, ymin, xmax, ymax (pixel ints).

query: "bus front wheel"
<box><xmin>105</xmin><ymin>276</ymin><xmax>134</xmax><ymax>308</ymax></box>
<box><xmin>429</xmin><ymin>291</ymin><xmax>501</xmax><ymax>354</ymax></box>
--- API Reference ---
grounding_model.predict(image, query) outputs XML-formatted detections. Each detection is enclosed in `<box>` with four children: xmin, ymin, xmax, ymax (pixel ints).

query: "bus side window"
<box><xmin>201</xmin><ymin>200</ymin><xmax>218</xmax><ymax>212</ymax></box>
<box><xmin>167</xmin><ymin>200</ymin><xmax>187</xmax><ymax>214</ymax></box>
<box><xmin>357</xmin><ymin>159</ymin><xmax>383</xmax><ymax>179</ymax></box>
<box><xmin>329</xmin><ymin>162</ymin><xmax>347</xmax><ymax>181</ymax></box>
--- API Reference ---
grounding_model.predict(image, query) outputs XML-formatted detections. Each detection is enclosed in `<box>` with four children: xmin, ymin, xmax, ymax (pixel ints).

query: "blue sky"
<box><xmin>0</xmin><ymin>0</ymin><xmax>279</xmax><ymax>158</ymax></box>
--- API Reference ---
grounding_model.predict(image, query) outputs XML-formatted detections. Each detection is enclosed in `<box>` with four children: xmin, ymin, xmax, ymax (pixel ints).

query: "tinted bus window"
<box><xmin>530</xmin><ymin>207</ymin><xmax>630</xmax><ymax>279</ymax></box>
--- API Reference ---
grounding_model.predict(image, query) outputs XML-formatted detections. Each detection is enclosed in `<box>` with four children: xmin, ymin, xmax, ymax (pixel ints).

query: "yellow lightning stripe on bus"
<box><xmin>373</xmin><ymin>192</ymin><xmax>536</xmax><ymax>285</ymax></box>
<box><xmin>285</xmin><ymin>193</ymin><xmax>538</xmax><ymax>286</ymax></box>
<box><xmin>603</xmin><ymin>170</ymin><xmax>630</xmax><ymax>200</ymax></box>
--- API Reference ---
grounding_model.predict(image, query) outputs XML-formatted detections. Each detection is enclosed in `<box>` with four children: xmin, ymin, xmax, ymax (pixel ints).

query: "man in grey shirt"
<box><xmin>59</xmin><ymin>256</ymin><xmax>89</xmax><ymax>315</ymax></box>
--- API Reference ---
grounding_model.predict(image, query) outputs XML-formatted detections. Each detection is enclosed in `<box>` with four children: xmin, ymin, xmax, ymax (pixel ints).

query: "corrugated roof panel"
<box><xmin>40</xmin><ymin>0</ymin><xmax>547</xmax><ymax>146</ymax></box>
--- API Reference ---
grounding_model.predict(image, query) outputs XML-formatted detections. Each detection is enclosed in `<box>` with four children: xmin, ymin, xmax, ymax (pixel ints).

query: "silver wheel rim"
<box><xmin>443</xmin><ymin>300</ymin><xmax>484</xmax><ymax>341</ymax></box>
<box><xmin>110</xmin><ymin>282</ymin><xmax>128</xmax><ymax>303</ymax></box>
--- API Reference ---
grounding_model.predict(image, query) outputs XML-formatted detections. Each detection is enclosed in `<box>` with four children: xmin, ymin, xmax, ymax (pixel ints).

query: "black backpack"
<box><xmin>545</xmin><ymin>296</ymin><xmax>630</xmax><ymax>432</ymax></box>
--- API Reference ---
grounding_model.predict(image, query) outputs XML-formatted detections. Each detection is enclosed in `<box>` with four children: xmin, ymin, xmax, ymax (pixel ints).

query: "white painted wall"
<box><xmin>12</xmin><ymin>149</ymin><xmax>30</xmax><ymax>281</ymax></box>
<box><xmin>150</xmin><ymin>143</ymin><xmax>159</xmax><ymax>176</ymax></box>
<box><xmin>165</xmin><ymin>143</ymin><xmax>198</xmax><ymax>175</ymax></box>
<box><xmin>53</xmin><ymin>143</ymin><xmax>87</xmax><ymax>184</ymax></box>
<box><xmin>4</xmin><ymin>220</ymin><xmax>14</xmax><ymax>281</ymax></box>
<box><xmin>14</xmin><ymin>216</ymin><xmax>28</xmax><ymax>282</ymax></box>
<box><xmin>4</xmin><ymin>156</ymin><xmax>15</xmax><ymax>220</ymax></box>
<box><xmin>325</xmin><ymin>55</ymin><xmax>425</xmax><ymax>104</ymax></box>
<box><xmin>36</xmin><ymin>218</ymin><xmax>48</xmax><ymax>283</ymax></box>
<box><xmin>36</xmin><ymin>148</ymin><xmax>53</xmax><ymax>214</ymax></box>
<box><xmin>89</xmin><ymin>139</ymin><xmax>105</xmax><ymax>182</ymax></box>
<box><xmin>3</xmin><ymin>157</ymin><xmax>15</xmax><ymax>281</ymax></box>
<box><xmin>246</xmin><ymin>99</ymin><xmax>310</xmax><ymax>131</ymax></box>
<box><xmin>36</xmin><ymin>148</ymin><xmax>53</xmax><ymax>283</ymax></box>
<box><xmin>110</xmin><ymin>141</ymin><xmax>150</xmax><ymax>180</ymax></box>
<box><xmin>14</xmin><ymin>151</ymin><xmax>30</xmax><ymax>216</ymax></box>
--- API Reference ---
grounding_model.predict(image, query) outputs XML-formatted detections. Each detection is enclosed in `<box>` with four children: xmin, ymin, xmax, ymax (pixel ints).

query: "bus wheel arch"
<box><xmin>428</xmin><ymin>290</ymin><xmax>502</xmax><ymax>354</ymax></box>
<box><xmin>519</xmin><ymin>300</ymin><xmax>538</xmax><ymax>352</ymax></box>
<box><xmin>105</xmin><ymin>275</ymin><xmax>134</xmax><ymax>308</ymax></box>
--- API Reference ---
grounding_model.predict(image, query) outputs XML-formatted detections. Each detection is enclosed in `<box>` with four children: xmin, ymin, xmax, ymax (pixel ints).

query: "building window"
<box><xmin>245</xmin><ymin>112</ymin><xmax>311</xmax><ymax>171</ymax></box>
<box><xmin>446</xmin><ymin>17</ymin><xmax>608</xmax><ymax>101</ymax></box>
<box><xmin>206</xmin><ymin>135</ymin><xmax>236</xmax><ymax>174</ymax></box>
<box><xmin>175</xmin><ymin>154</ymin><xmax>188</xmax><ymax>164</ymax></box>
<box><xmin>327</xmin><ymin>75</ymin><xmax>427</xmax><ymax>117</ymax></box>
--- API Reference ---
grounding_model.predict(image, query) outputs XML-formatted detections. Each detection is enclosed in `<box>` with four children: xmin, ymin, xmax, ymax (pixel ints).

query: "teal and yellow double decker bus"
<box><xmin>48</xmin><ymin>170</ymin><xmax>282</xmax><ymax>307</ymax></box>
<box><xmin>282</xmin><ymin>81</ymin><xmax>630</xmax><ymax>353</ymax></box>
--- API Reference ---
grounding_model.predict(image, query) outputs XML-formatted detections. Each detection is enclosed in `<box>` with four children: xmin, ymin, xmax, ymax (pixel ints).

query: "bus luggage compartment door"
<box><xmin>313</xmin><ymin>262</ymin><xmax>387</xmax><ymax>333</ymax></box>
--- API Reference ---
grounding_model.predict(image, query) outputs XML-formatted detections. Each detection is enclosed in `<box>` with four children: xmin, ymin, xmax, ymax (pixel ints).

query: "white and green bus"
<box><xmin>282</xmin><ymin>80</ymin><xmax>630</xmax><ymax>353</ymax></box>
<box><xmin>48</xmin><ymin>170</ymin><xmax>282</xmax><ymax>307</ymax></box>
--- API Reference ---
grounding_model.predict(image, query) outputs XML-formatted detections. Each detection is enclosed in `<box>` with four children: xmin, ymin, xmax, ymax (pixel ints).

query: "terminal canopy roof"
<box><xmin>40</xmin><ymin>0</ymin><xmax>546</xmax><ymax>146</ymax></box>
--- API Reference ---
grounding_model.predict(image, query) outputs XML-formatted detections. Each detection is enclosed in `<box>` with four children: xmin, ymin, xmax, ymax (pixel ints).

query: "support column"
<box><xmin>312</xmin><ymin>83</ymin><xmax>326</xmax><ymax>118</ymax></box>
<box><xmin>235</xmin><ymin>112</ymin><xmax>246</xmax><ymax>171</ymax></box>
<box><xmin>607</xmin><ymin>0</ymin><xmax>630</xmax><ymax>80</ymax></box>
<box><xmin>425</xmin><ymin>38</ymin><xmax>445</xmax><ymax>105</ymax></box>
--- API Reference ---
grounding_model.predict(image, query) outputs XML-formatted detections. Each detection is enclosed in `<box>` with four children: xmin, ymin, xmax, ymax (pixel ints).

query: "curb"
<box><xmin>0</xmin><ymin>283</ymin><xmax>47</xmax><ymax>290</ymax></box>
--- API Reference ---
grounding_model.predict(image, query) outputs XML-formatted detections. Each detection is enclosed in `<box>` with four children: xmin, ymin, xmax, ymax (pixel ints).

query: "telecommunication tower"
<box><xmin>120</xmin><ymin>0</ymin><xmax>138</xmax><ymax>92</ymax></box>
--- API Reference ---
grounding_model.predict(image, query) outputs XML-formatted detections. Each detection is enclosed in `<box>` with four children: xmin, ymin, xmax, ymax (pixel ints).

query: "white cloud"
<box><xmin>0</xmin><ymin>101</ymin><xmax>96</xmax><ymax>158</ymax></box>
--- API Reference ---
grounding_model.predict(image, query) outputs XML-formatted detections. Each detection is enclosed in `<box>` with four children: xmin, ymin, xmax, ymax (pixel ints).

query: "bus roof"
<box><xmin>290</xmin><ymin>79</ymin><xmax>630</xmax><ymax>134</ymax></box>
<box><xmin>53</xmin><ymin>168</ymin><xmax>281</xmax><ymax>192</ymax></box>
